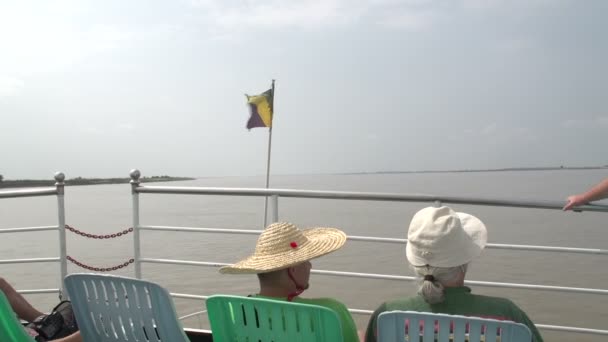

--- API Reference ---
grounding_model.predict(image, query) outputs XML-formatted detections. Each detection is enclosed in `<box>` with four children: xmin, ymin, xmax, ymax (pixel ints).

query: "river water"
<box><xmin>1</xmin><ymin>169</ymin><xmax>607</xmax><ymax>341</ymax></box>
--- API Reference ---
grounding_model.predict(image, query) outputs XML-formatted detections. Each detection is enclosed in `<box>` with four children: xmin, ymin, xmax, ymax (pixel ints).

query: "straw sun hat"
<box><xmin>220</xmin><ymin>222</ymin><xmax>347</xmax><ymax>274</ymax></box>
<box><xmin>406</xmin><ymin>206</ymin><xmax>488</xmax><ymax>268</ymax></box>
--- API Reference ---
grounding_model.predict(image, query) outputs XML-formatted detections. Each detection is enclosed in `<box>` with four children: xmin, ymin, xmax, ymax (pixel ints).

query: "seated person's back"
<box><xmin>365</xmin><ymin>206</ymin><xmax>543</xmax><ymax>342</ymax></box>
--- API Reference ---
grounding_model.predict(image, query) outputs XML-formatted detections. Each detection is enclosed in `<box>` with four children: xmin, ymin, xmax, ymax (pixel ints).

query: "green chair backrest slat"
<box><xmin>206</xmin><ymin>295</ymin><xmax>344</xmax><ymax>342</ymax></box>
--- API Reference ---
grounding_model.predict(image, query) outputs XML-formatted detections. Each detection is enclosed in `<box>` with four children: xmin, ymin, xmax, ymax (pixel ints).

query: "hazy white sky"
<box><xmin>0</xmin><ymin>0</ymin><xmax>606</xmax><ymax>179</ymax></box>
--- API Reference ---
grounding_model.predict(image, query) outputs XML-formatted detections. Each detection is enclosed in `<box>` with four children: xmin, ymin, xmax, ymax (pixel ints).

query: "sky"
<box><xmin>0</xmin><ymin>0</ymin><xmax>606</xmax><ymax>179</ymax></box>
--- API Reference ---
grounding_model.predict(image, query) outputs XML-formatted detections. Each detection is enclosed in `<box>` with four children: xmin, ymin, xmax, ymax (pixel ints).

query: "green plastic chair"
<box><xmin>0</xmin><ymin>290</ymin><xmax>36</xmax><ymax>342</ymax></box>
<box><xmin>377</xmin><ymin>311</ymin><xmax>532</xmax><ymax>342</ymax></box>
<box><xmin>206</xmin><ymin>295</ymin><xmax>343</xmax><ymax>342</ymax></box>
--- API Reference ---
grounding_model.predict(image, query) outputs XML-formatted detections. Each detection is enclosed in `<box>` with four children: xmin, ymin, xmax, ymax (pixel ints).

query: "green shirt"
<box><xmin>252</xmin><ymin>295</ymin><xmax>360</xmax><ymax>342</ymax></box>
<box><xmin>364</xmin><ymin>287</ymin><xmax>543</xmax><ymax>342</ymax></box>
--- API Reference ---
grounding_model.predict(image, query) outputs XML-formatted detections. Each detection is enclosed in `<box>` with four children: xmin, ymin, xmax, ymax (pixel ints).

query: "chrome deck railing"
<box><xmin>0</xmin><ymin>172</ymin><xmax>68</xmax><ymax>298</ymax></box>
<box><xmin>2</xmin><ymin>170</ymin><xmax>607</xmax><ymax>338</ymax></box>
<box><xmin>128</xmin><ymin>170</ymin><xmax>608</xmax><ymax>337</ymax></box>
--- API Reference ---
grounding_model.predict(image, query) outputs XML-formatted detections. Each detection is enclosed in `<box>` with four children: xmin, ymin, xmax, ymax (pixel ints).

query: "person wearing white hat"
<box><xmin>220</xmin><ymin>221</ymin><xmax>360</xmax><ymax>342</ymax></box>
<box><xmin>364</xmin><ymin>206</ymin><xmax>543</xmax><ymax>342</ymax></box>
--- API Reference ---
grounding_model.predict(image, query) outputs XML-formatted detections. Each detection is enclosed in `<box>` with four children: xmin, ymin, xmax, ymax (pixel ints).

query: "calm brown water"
<box><xmin>1</xmin><ymin>169</ymin><xmax>607</xmax><ymax>341</ymax></box>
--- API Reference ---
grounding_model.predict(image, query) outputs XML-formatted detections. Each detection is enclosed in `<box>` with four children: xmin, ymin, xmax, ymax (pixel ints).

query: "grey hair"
<box><xmin>412</xmin><ymin>264</ymin><xmax>468</xmax><ymax>304</ymax></box>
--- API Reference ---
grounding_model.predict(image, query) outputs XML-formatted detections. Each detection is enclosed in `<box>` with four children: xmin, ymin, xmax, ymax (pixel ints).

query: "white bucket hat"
<box><xmin>406</xmin><ymin>206</ymin><xmax>487</xmax><ymax>268</ymax></box>
<box><xmin>220</xmin><ymin>222</ymin><xmax>347</xmax><ymax>274</ymax></box>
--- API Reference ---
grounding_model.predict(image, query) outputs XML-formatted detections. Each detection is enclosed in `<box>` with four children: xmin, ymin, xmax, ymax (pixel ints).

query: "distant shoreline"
<box><xmin>1</xmin><ymin>166</ymin><xmax>606</xmax><ymax>186</ymax></box>
<box><xmin>336</xmin><ymin>166</ymin><xmax>608</xmax><ymax>175</ymax></box>
<box><xmin>0</xmin><ymin>176</ymin><xmax>195</xmax><ymax>188</ymax></box>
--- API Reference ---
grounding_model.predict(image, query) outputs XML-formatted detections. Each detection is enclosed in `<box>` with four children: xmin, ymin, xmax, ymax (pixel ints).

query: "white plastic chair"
<box><xmin>377</xmin><ymin>311</ymin><xmax>532</xmax><ymax>342</ymax></box>
<box><xmin>64</xmin><ymin>273</ymin><xmax>189</xmax><ymax>342</ymax></box>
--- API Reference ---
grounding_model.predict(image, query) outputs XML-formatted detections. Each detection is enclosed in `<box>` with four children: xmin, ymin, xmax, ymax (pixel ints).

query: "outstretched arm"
<box><xmin>0</xmin><ymin>277</ymin><xmax>43</xmax><ymax>322</ymax></box>
<box><xmin>563</xmin><ymin>178</ymin><xmax>608</xmax><ymax>210</ymax></box>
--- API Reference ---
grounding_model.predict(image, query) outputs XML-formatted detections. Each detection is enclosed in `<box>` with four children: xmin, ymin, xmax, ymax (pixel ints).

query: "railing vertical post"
<box><xmin>270</xmin><ymin>195</ymin><xmax>279</xmax><ymax>224</ymax></box>
<box><xmin>130</xmin><ymin>169</ymin><xmax>142</xmax><ymax>279</ymax></box>
<box><xmin>54</xmin><ymin>172</ymin><xmax>67</xmax><ymax>299</ymax></box>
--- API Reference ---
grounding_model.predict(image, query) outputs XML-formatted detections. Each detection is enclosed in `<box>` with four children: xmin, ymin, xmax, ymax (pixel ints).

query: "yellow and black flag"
<box><xmin>245</xmin><ymin>89</ymin><xmax>273</xmax><ymax>130</ymax></box>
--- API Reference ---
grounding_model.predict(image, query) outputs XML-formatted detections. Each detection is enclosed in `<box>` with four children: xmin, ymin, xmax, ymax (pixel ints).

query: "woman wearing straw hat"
<box><xmin>364</xmin><ymin>206</ymin><xmax>543</xmax><ymax>342</ymax></box>
<box><xmin>220</xmin><ymin>221</ymin><xmax>360</xmax><ymax>342</ymax></box>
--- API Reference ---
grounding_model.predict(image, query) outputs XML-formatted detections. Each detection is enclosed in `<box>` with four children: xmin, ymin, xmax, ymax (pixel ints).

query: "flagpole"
<box><xmin>263</xmin><ymin>79</ymin><xmax>275</xmax><ymax>227</ymax></box>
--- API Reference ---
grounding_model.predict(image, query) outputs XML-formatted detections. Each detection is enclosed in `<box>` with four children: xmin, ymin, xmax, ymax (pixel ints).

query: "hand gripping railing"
<box><xmin>0</xmin><ymin>172</ymin><xmax>67</xmax><ymax>299</ymax></box>
<box><xmin>128</xmin><ymin>169</ymin><xmax>608</xmax><ymax>338</ymax></box>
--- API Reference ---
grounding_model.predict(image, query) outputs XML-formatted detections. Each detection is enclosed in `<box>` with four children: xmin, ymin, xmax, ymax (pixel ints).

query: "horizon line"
<box><xmin>3</xmin><ymin>165</ymin><xmax>607</xmax><ymax>181</ymax></box>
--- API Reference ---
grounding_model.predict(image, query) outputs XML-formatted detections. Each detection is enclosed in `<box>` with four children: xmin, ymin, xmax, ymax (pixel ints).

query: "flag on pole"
<box><xmin>245</xmin><ymin>89</ymin><xmax>273</xmax><ymax>130</ymax></box>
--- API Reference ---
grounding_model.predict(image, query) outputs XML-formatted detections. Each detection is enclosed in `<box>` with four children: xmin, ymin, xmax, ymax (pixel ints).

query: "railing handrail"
<box><xmin>0</xmin><ymin>257</ymin><xmax>61</xmax><ymax>265</ymax></box>
<box><xmin>134</xmin><ymin>185</ymin><xmax>608</xmax><ymax>212</ymax></box>
<box><xmin>0</xmin><ymin>226</ymin><xmax>60</xmax><ymax>234</ymax></box>
<box><xmin>0</xmin><ymin>187</ymin><xmax>58</xmax><ymax>198</ymax></box>
<box><xmin>16</xmin><ymin>289</ymin><xmax>61</xmax><ymax>295</ymax></box>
